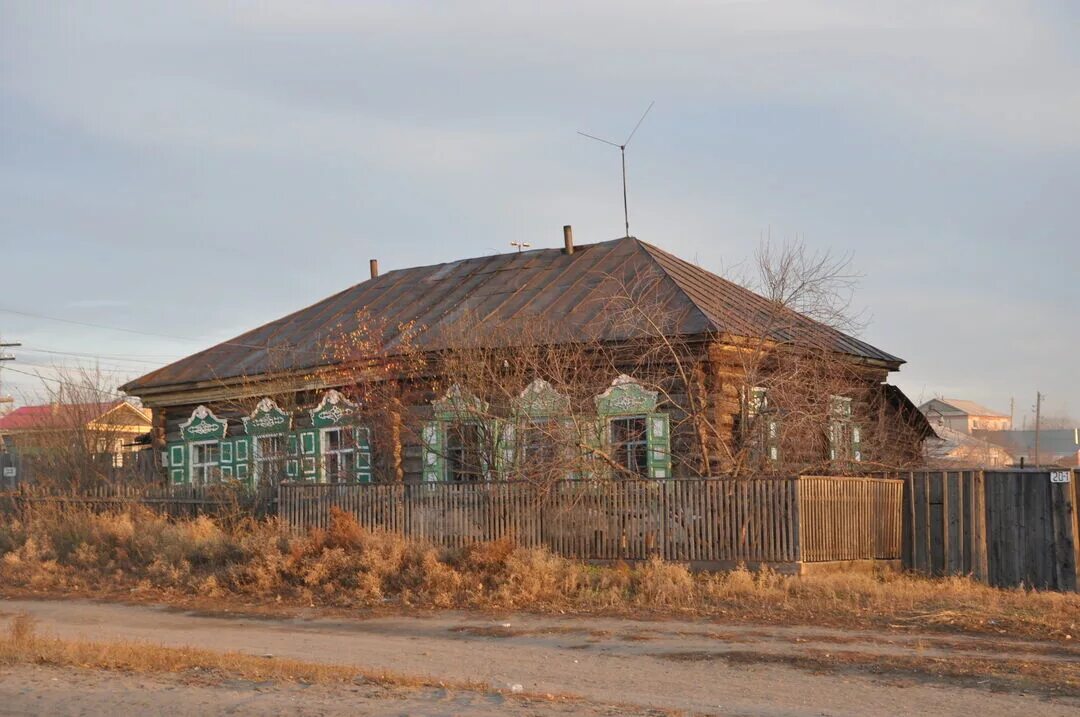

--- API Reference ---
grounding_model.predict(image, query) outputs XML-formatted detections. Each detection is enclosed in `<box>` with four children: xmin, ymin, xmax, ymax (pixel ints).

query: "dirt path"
<box><xmin>2</xmin><ymin>597</ymin><xmax>1078</xmax><ymax>716</ymax></box>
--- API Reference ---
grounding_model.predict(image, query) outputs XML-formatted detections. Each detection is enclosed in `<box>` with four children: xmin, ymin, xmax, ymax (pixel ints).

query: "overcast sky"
<box><xmin>1</xmin><ymin>1</ymin><xmax>1077</xmax><ymax>424</ymax></box>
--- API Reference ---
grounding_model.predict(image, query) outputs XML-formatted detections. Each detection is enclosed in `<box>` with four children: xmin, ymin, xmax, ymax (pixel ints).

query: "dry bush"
<box><xmin>1</xmin><ymin>502</ymin><xmax>1078</xmax><ymax>640</ymax></box>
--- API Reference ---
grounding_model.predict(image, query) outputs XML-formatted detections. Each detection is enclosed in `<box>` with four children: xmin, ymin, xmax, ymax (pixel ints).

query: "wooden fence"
<box><xmin>797</xmin><ymin>477</ymin><xmax>903</xmax><ymax>563</ymax></box>
<box><xmin>885</xmin><ymin>469</ymin><xmax>1079</xmax><ymax>591</ymax></box>
<box><xmin>1</xmin><ymin>483</ymin><xmax>278</xmax><ymax>520</ymax></box>
<box><xmin>278</xmin><ymin>476</ymin><xmax>903</xmax><ymax>570</ymax></box>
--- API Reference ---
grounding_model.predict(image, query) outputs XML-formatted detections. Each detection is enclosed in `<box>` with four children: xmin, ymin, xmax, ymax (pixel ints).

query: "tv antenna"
<box><xmin>578</xmin><ymin>101</ymin><xmax>654</xmax><ymax>238</ymax></box>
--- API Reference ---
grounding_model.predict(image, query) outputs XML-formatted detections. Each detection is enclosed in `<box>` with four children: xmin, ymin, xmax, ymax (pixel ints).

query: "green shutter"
<box><xmin>232</xmin><ymin>436</ymin><xmax>252</xmax><ymax>486</ymax></box>
<box><xmin>421</xmin><ymin>421</ymin><xmax>444</xmax><ymax>482</ymax></box>
<box><xmin>219</xmin><ymin>437</ymin><xmax>234</xmax><ymax>480</ymax></box>
<box><xmin>575</xmin><ymin>419</ymin><xmax>604</xmax><ymax>481</ymax></box>
<box><xmin>852</xmin><ymin>424</ymin><xmax>862</xmax><ymax>463</ymax></box>
<box><xmin>354</xmin><ymin>426</ymin><xmax>373</xmax><ymax>483</ymax></box>
<box><xmin>167</xmin><ymin>441</ymin><xmax>187</xmax><ymax>485</ymax></box>
<box><xmin>766</xmin><ymin>418</ymin><xmax>781</xmax><ymax>466</ymax></box>
<box><xmin>219</xmin><ymin>439</ymin><xmax>234</xmax><ymax>466</ymax></box>
<box><xmin>285</xmin><ymin>434</ymin><xmax>300</xmax><ymax>480</ymax></box>
<box><xmin>646</xmin><ymin>412</ymin><xmax>671</xmax><ymax>479</ymax></box>
<box><xmin>300</xmin><ymin>430</ymin><xmax>318</xmax><ymax>480</ymax></box>
<box><xmin>497</xmin><ymin>421</ymin><xmax>517</xmax><ymax>479</ymax></box>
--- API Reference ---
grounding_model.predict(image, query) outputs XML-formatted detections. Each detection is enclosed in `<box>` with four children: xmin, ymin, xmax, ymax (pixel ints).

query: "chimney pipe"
<box><xmin>369</xmin><ymin>259</ymin><xmax>379</xmax><ymax>279</ymax></box>
<box><xmin>563</xmin><ymin>225</ymin><xmax>574</xmax><ymax>255</ymax></box>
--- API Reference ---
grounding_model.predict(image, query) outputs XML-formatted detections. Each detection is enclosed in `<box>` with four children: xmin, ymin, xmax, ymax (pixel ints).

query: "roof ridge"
<box><xmin>621</xmin><ymin>237</ymin><xmax>719</xmax><ymax>333</ymax></box>
<box><xmin>637</xmin><ymin>240</ymin><xmax>902</xmax><ymax>365</ymax></box>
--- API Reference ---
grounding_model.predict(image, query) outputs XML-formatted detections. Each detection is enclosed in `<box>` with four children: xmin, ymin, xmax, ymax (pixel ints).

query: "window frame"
<box><xmin>609</xmin><ymin>414</ymin><xmax>650</xmax><ymax>478</ymax></box>
<box><xmin>254</xmin><ymin>433</ymin><xmax>287</xmax><ymax>485</ymax></box>
<box><xmin>189</xmin><ymin>439</ymin><xmax>220</xmax><ymax>486</ymax></box>
<box><xmin>320</xmin><ymin>426</ymin><xmax>357</xmax><ymax>484</ymax></box>
<box><xmin>445</xmin><ymin>420</ymin><xmax>488</xmax><ymax>483</ymax></box>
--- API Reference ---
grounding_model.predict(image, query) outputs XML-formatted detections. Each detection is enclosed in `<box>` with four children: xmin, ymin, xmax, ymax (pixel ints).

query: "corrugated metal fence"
<box><xmin>279</xmin><ymin>476</ymin><xmax>903</xmax><ymax>566</ymax></box>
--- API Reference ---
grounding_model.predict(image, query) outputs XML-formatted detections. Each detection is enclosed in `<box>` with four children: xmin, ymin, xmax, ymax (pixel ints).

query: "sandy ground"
<box><xmin>0</xmin><ymin>664</ymin><xmax>649</xmax><ymax>717</ymax></box>
<box><xmin>2</xmin><ymin>597</ymin><xmax>1078</xmax><ymax>716</ymax></box>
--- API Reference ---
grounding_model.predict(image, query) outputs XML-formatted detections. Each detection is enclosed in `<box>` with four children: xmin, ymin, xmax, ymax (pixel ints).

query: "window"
<box><xmin>746</xmin><ymin>386</ymin><xmax>768</xmax><ymax>417</ymax></box>
<box><xmin>518</xmin><ymin>419</ymin><xmax>563</xmax><ymax>481</ymax></box>
<box><xmin>447</xmin><ymin>422</ymin><xmax>486</xmax><ymax>482</ymax></box>
<box><xmin>828</xmin><ymin>396</ymin><xmax>860</xmax><ymax>464</ymax></box>
<box><xmin>190</xmin><ymin>441</ymin><xmax>220</xmax><ymax>485</ymax></box>
<box><xmin>255</xmin><ymin>434</ymin><xmax>285</xmax><ymax>484</ymax></box>
<box><xmin>321</xmin><ymin>427</ymin><xmax>356</xmax><ymax>483</ymax></box>
<box><xmin>743</xmin><ymin>386</ymin><xmax>780</xmax><ymax>466</ymax></box>
<box><xmin>610</xmin><ymin>416</ymin><xmax>648</xmax><ymax>477</ymax></box>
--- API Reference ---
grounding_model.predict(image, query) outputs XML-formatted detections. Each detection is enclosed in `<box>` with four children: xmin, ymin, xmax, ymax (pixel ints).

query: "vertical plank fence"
<box><xmin>887</xmin><ymin>468</ymin><xmax>1079</xmax><ymax>591</ymax></box>
<box><xmin>279</xmin><ymin>476</ymin><xmax>902</xmax><ymax>570</ymax></box>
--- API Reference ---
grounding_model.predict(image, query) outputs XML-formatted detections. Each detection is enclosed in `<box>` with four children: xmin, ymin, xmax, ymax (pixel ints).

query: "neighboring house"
<box><xmin>918</xmin><ymin>398</ymin><xmax>1011</xmax><ymax>434</ymax></box>
<box><xmin>974</xmin><ymin>428</ymin><xmax>1080</xmax><ymax>467</ymax></box>
<box><xmin>121</xmin><ymin>235</ymin><xmax>929</xmax><ymax>486</ymax></box>
<box><xmin>0</xmin><ymin>400</ymin><xmax>152</xmax><ymax>466</ymax></box>
<box><xmin>924</xmin><ymin>425</ymin><xmax>1013</xmax><ymax>468</ymax></box>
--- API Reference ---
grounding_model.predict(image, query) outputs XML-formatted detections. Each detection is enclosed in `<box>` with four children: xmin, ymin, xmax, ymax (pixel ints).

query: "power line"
<box><xmin>0</xmin><ymin>305</ymin><xmax>271</xmax><ymax>351</ymax></box>
<box><xmin>0</xmin><ymin>364</ymin><xmax>125</xmax><ymax>397</ymax></box>
<box><xmin>16</xmin><ymin>360</ymin><xmax>142</xmax><ymax>376</ymax></box>
<box><xmin>19</xmin><ymin>346</ymin><xmax>172</xmax><ymax>366</ymax></box>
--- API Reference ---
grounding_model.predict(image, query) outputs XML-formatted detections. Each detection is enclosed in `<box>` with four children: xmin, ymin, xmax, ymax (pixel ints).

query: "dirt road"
<box><xmin>1</xmin><ymin>597</ymin><xmax>1077</xmax><ymax>716</ymax></box>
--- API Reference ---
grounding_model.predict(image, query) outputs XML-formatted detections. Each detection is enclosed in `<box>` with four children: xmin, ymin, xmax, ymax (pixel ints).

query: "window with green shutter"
<box><xmin>595</xmin><ymin>375</ymin><xmax>670</xmax><ymax>480</ymax></box>
<box><xmin>310</xmin><ymin>390</ymin><xmax>373</xmax><ymax>483</ymax></box>
<box><xmin>426</xmin><ymin>385</ymin><xmax>496</xmax><ymax>482</ymax></box>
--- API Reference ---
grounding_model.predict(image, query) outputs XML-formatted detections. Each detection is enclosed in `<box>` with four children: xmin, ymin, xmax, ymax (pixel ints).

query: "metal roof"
<box><xmin>923</xmin><ymin>398</ymin><xmax>1009</xmax><ymax>418</ymax></box>
<box><xmin>122</xmin><ymin>237</ymin><xmax>903</xmax><ymax>394</ymax></box>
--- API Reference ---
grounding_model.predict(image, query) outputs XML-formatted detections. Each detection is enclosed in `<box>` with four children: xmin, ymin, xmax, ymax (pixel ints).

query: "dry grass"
<box><xmin>2</xmin><ymin>502</ymin><xmax>1079</xmax><ymax>640</ymax></box>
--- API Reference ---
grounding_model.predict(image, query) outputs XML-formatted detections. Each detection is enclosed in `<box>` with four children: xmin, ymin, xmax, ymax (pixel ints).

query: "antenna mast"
<box><xmin>578</xmin><ymin>101</ymin><xmax>654</xmax><ymax>237</ymax></box>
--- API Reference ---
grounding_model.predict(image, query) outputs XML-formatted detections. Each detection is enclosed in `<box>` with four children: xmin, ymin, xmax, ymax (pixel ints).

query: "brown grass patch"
<box><xmin>2</xmin><ymin>503</ymin><xmax>1079</xmax><ymax>641</ymax></box>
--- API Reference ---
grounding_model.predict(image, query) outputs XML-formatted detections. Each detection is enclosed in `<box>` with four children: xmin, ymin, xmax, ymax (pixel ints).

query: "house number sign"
<box><xmin>1050</xmin><ymin>471</ymin><xmax>1071</xmax><ymax>484</ymax></box>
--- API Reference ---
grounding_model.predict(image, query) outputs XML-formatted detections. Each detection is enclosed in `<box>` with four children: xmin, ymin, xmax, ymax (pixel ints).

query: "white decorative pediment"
<box><xmin>242</xmin><ymin>397</ymin><xmax>291</xmax><ymax>435</ymax></box>
<box><xmin>595</xmin><ymin>374</ymin><xmax>659</xmax><ymax>415</ymax></box>
<box><xmin>513</xmin><ymin>378</ymin><xmax>570</xmax><ymax>417</ymax></box>
<box><xmin>432</xmin><ymin>384</ymin><xmax>487</xmax><ymax>417</ymax></box>
<box><xmin>178</xmin><ymin>405</ymin><xmax>227</xmax><ymax>441</ymax></box>
<box><xmin>310</xmin><ymin>389</ymin><xmax>359</xmax><ymax>428</ymax></box>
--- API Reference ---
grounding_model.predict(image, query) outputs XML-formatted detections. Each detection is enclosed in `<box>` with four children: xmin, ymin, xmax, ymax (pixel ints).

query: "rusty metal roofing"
<box><xmin>122</xmin><ymin>237</ymin><xmax>903</xmax><ymax>394</ymax></box>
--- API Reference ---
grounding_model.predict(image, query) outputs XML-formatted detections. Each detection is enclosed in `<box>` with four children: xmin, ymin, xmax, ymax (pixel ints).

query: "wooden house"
<box><xmin>0</xmin><ymin>400</ymin><xmax>151</xmax><ymax>467</ymax></box>
<box><xmin>121</xmin><ymin>233</ymin><xmax>929</xmax><ymax>486</ymax></box>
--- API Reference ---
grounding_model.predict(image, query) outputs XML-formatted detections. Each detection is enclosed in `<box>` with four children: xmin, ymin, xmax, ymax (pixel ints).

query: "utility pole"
<box><xmin>0</xmin><ymin>338</ymin><xmax>18</xmax><ymax>415</ymax></box>
<box><xmin>1034</xmin><ymin>391</ymin><xmax>1043</xmax><ymax>468</ymax></box>
<box><xmin>1009</xmin><ymin>396</ymin><xmax>1015</xmax><ymax>430</ymax></box>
